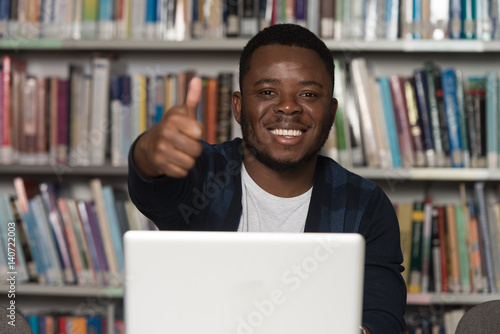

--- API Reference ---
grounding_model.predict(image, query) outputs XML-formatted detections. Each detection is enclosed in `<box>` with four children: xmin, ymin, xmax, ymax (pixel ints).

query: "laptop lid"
<box><xmin>124</xmin><ymin>231</ymin><xmax>365</xmax><ymax>334</ymax></box>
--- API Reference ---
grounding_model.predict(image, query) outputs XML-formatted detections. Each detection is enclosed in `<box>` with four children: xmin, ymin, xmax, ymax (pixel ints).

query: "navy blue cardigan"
<box><xmin>128</xmin><ymin>138</ymin><xmax>407</xmax><ymax>333</ymax></box>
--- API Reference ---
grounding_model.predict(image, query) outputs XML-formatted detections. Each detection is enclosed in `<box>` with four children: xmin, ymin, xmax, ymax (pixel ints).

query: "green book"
<box><xmin>454</xmin><ymin>204</ymin><xmax>471</xmax><ymax>293</ymax></box>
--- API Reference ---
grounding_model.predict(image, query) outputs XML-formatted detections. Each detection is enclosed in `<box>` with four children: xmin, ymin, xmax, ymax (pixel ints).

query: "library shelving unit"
<box><xmin>1</xmin><ymin>37</ymin><xmax>500</xmax><ymax>330</ymax></box>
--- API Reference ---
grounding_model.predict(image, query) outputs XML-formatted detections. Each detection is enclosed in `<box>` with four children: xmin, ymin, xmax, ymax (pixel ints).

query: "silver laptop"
<box><xmin>124</xmin><ymin>231</ymin><xmax>365</xmax><ymax>334</ymax></box>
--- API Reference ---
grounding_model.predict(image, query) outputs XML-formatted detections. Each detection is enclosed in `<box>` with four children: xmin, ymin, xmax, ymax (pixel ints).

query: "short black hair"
<box><xmin>239</xmin><ymin>24</ymin><xmax>334</xmax><ymax>92</ymax></box>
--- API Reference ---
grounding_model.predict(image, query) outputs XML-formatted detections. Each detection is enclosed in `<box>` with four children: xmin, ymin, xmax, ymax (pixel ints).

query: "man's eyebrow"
<box><xmin>253</xmin><ymin>78</ymin><xmax>280</xmax><ymax>86</ymax></box>
<box><xmin>299</xmin><ymin>80</ymin><xmax>324</xmax><ymax>88</ymax></box>
<box><xmin>253</xmin><ymin>79</ymin><xmax>324</xmax><ymax>88</ymax></box>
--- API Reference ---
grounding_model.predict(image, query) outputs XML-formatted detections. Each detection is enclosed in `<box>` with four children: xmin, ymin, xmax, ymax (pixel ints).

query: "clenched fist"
<box><xmin>133</xmin><ymin>77</ymin><xmax>204</xmax><ymax>178</ymax></box>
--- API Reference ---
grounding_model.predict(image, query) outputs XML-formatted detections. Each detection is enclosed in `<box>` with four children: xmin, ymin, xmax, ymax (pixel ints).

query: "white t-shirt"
<box><xmin>238</xmin><ymin>163</ymin><xmax>312</xmax><ymax>232</ymax></box>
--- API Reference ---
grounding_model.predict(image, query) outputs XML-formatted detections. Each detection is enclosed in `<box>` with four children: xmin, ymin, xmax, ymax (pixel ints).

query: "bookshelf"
<box><xmin>2</xmin><ymin>40</ymin><xmax>500</xmax><ymax>332</ymax></box>
<box><xmin>1</xmin><ymin>2</ymin><xmax>500</xmax><ymax>332</ymax></box>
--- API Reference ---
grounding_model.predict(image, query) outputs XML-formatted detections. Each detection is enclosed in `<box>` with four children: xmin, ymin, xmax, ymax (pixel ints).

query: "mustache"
<box><xmin>262</xmin><ymin>115</ymin><xmax>311</xmax><ymax>128</ymax></box>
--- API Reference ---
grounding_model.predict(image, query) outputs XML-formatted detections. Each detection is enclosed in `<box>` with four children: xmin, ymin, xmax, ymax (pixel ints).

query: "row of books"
<box><xmin>405</xmin><ymin>307</ymin><xmax>465</xmax><ymax>334</ymax></box>
<box><xmin>0</xmin><ymin>54</ymin><xmax>236</xmax><ymax>166</ymax></box>
<box><xmin>398</xmin><ymin>182</ymin><xmax>500</xmax><ymax>295</ymax></box>
<box><xmin>1</xmin><ymin>0</ymin><xmax>499</xmax><ymax>42</ymax></box>
<box><xmin>23</xmin><ymin>314</ymin><xmax>123</xmax><ymax>334</ymax></box>
<box><xmin>2</xmin><ymin>53</ymin><xmax>498</xmax><ymax>170</ymax></box>
<box><xmin>322</xmin><ymin>58</ymin><xmax>499</xmax><ymax>169</ymax></box>
<box><xmin>0</xmin><ymin>178</ymin><xmax>156</xmax><ymax>287</ymax></box>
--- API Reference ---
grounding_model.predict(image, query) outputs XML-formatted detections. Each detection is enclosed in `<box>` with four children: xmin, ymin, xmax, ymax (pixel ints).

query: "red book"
<box><xmin>205</xmin><ymin>77</ymin><xmax>219</xmax><ymax>145</ymax></box>
<box><xmin>57</xmin><ymin>78</ymin><xmax>69</xmax><ymax>164</ymax></box>
<box><xmin>389</xmin><ymin>75</ymin><xmax>415</xmax><ymax>167</ymax></box>
<box><xmin>57</xmin><ymin>316</ymin><xmax>68</xmax><ymax>334</ymax></box>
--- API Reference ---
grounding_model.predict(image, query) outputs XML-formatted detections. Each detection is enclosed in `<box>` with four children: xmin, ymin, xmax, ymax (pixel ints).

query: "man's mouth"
<box><xmin>269</xmin><ymin>129</ymin><xmax>304</xmax><ymax>138</ymax></box>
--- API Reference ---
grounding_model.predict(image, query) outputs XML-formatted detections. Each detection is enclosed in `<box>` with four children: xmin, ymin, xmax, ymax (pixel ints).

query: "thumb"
<box><xmin>185</xmin><ymin>76</ymin><xmax>202</xmax><ymax>119</ymax></box>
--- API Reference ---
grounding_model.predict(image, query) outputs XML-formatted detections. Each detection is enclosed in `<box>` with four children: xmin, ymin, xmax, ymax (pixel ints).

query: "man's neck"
<box><xmin>242</xmin><ymin>153</ymin><xmax>316</xmax><ymax>198</ymax></box>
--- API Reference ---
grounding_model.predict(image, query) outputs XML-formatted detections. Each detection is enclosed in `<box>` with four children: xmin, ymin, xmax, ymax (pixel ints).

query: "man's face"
<box><xmin>232</xmin><ymin>45</ymin><xmax>337</xmax><ymax>173</ymax></box>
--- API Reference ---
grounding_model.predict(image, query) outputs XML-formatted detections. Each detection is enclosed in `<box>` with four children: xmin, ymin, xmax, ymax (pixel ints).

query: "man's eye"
<box><xmin>260</xmin><ymin>90</ymin><xmax>273</xmax><ymax>95</ymax></box>
<box><xmin>302</xmin><ymin>92</ymin><xmax>317</xmax><ymax>97</ymax></box>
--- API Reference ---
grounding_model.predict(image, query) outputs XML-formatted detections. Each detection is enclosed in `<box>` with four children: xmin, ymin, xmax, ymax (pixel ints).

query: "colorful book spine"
<box><xmin>420</xmin><ymin>198</ymin><xmax>433</xmax><ymax>293</ymax></box>
<box><xmin>437</xmin><ymin>206</ymin><xmax>449</xmax><ymax>292</ymax></box>
<box><xmin>389</xmin><ymin>75</ymin><xmax>415</xmax><ymax>167</ymax></box>
<box><xmin>467</xmin><ymin>202</ymin><xmax>486</xmax><ymax>292</ymax></box>
<box><xmin>475</xmin><ymin>181</ymin><xmax>496</xmax><ymax>293</ymax></box>
<box><xmin>378</xmin><ymin>77</ymin><xmax>402</xmax><ymax>168</ymax></box>
<box><xmin>486</xmin><ymin>71</ymin><xmax>498</xmax><ymax>168</ymax></box>
<box><xmin>454</xmin><ymin>203</ymin><xmax>471</xmax><ymax>292</ymax></box>
<box><xmin>441</xmin><ymin>68</ymin><xmax>464</xmax><ymax>168</ymax></box>
<box><xmin>414</xmin><ymin>69</ymin><xmax>435</xmax><ymax>167</ymax></box>
<box><xmin>424</xmin><ymin>62</ymin><xmax>446</xmax><ymax>167</ymax></box>
<box><xmin>404</xmin><ymin>78</ymin><xmax>426</xmax><ymax>167</ymax></box>
<box><xmin>408</xmin><ymin>201</ymin><xmax>424</xmax><ymax>293</ymax></box>
<box><xmin>455</xmin><ymin>69</ymin><xmax>470</xmax><ymax>167</ymax></box>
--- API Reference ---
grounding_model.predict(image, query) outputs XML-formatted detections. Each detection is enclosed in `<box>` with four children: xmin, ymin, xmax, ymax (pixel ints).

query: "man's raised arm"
<box><xmin>132</xmin><ymin>77</ymin><xmax>204</xmax><ymax>179</ymax></box>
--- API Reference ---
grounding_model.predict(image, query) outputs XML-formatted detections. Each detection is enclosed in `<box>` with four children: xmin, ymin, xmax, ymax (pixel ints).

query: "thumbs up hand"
<box><xmin>133</xmin><ymin>77</ymin><xmax>204</xmax><ymax>178</ymax></box>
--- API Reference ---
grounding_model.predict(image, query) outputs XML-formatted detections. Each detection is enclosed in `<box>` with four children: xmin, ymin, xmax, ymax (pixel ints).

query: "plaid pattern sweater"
<box><xmin>128</xmin><ymin>138</ymin><xmax>407</xmax><ymax>333</ymax></box>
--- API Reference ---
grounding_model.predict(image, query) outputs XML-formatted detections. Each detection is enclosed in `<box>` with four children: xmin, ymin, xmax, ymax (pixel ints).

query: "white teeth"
<box><xmin>270</xmin><ymin>129</ymin><xmax>303</xmax><ymax>137</ymax></box>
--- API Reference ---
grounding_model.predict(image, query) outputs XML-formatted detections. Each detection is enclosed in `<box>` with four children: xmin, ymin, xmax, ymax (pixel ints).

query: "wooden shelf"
<box><xmin>0</xmin><ymin>283</ymin><xmax>123</xmax><ymax>298</ymax></box>
<box><xmin>407</xmin><ymin>293</ymin><xmax>500</xmax><ymax>305</ymax></box>
<box><xmin>2</xmin><ymin>38</ymin><xmax>500</xmax><ymax>53</ymax></box>
<box><xmin>0</xmin><ymin>164</ymin><xmax>128</xmax><ymax>177</ymax></box>
<box><xmin>352</xmin><ymin>168</ymin><xmax>500</xmax><ymax>181</ymax></box>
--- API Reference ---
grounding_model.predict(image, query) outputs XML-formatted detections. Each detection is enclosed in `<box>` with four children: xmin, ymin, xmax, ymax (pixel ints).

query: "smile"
<box><xmin>270</xmin><ymin>129</ymin><xmax>304</xmax><ymax>137</ymax></box>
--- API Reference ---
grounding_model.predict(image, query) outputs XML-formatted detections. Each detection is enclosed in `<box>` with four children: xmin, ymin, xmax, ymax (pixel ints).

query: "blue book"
<box><xmin>413</xmin><ymin>0</ymin><xmax>422</xmax><ymax>39</ymax></box>
<box><xmin>102</xmin><ymin>186</ymin><xmax>124</xmax><ymax>273</ymax></box>
<box><xmin>87</xmin><ymin>315</ymin><xmax>103</xmax><ymax>333</ymax></box>
<box><xmin>378</xmin><ymin>77</ymin><xmax>402</xmax><ymax>168</ymax></box>
<box><xmin>449</xmin><ymin>0</ymin><xmax>462</xmax><ymax>39</ymax></box>
<box><xmin>98</xmin><ymin>0</ymin><xmax>113</xmax><ymax>39</ymax></box>
<box><xmin>155</xmin><ymin>76</ymin><xmax>164</xmax><ymax>124</ymax></box>
<box><xmin>440</xmin><ymin>68</ymin><xmax>464</xmax><ymax>168</ymax></box>
<box><xmin>29</xmin><ymin>315</ymin><xmax>39</xmax><ymax>334</ymax></box>
<box><xmin>0</xmin><ymin>0</ymin><xmax>9</xmax><ymax>37</ymax></box>
<box><xmin>25</xmin><ymin>199</ymin><xmax>50</xmax><ymax>283</ymax></box>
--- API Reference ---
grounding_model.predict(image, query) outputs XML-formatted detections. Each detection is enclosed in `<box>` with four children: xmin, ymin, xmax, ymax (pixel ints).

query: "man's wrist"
<box><xmin>360</xmin><ymin>325</ymin><xmax>369</xmax><ymax>334</ymax></box>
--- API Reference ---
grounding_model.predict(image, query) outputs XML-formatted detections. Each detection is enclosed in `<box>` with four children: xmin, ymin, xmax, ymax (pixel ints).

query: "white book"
<box><xmin>349</xmin><ymin>0</ymin><xmax>364</xmax><ymax>39</ymax></box>
<box><xmin>90</xmin><ymin>179</ymin><xmax>121</xmax><ymax>286</ymax></box>
<box><xmin>350</xmin><ymin>58</ymin><xmax>379</xmax><ymax>167</ymax></box>
<box><xmin>476</xmin><ymin>0</ymin><xmax>492</xmax><ymax>40</ymax></box>
<box><xmin>111</xmin><ymin>80</ymin><xmax>124</xmax><ymax>167</ymax></box>
<box><xmin>89</xmin><ymin>57</ymin><xmax>111</xmax><ymax>166</ymax></box>
<box><xmin>364</xmin><ymin>0</ymin><xmax>378</xmax><ymax>41</ymax></box>
<box><xmin>386</xmin><ymin>0</ymin><xmax>399</xmax><ymax>40</ymax></box>
<box><xmin>306</xmin><ymin>0</ymin><xmax>320</xmax><ymax>36</ymax></box>
<box><xmin>72</xmin><ymin>0</ymin><xmax>83</xmax><ymax>39</ymax></box>
<box><xmin>131</xmin><ymin>0</ymin><xmax>146</xmax><ymax>39</ymax></box>
<box><xmin>430</xmin><ymin>0</ymin><xmax>448</xmax><ymax>39</ymax></box>
<box><xmin>344</xmin><ymin>66</ymin><xmax>364</xmax><ymax>166</ymax></box>
<box><xmin>399</xmin><ymin>0</ymin><xmax>413</xmax><ymax>40</ymax></box>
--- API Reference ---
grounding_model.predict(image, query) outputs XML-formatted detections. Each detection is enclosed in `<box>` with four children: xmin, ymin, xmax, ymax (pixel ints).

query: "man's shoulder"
<box><xmin>317</xmin><ymin>155</ymin><xmax>378</xmax><ymax>192</ymax></box>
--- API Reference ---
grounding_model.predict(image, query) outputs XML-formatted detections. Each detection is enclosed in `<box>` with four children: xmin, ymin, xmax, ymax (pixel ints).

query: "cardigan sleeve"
<box><xmin>358</xmin><ymin>186</ymin><xmax>407</xmax><ymax>334</ymax></box>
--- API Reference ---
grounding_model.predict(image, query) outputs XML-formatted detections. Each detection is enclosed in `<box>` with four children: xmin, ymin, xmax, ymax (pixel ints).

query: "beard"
<box><xmin>240</xmin><ymin>110</ymin><xmax>333</xmax><ymax>173</ymax></box>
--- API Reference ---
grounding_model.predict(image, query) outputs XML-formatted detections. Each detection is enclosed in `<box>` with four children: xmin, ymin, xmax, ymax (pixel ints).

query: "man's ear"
<box><xmin>232</xmin><ymin>91</ymin><xmax>242</xmax><ymax>124</ymax></box>
<box><xmin>330</xmin><ymin>97</ymin><xmax>338</xmax><ymax>127</ymax></box>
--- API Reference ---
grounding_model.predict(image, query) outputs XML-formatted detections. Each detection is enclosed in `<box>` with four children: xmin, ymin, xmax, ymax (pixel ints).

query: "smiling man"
<box><xmin>129</xmin><ymin>24</ymin><xmax>406</xmax><ymax>333</ymax></box>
